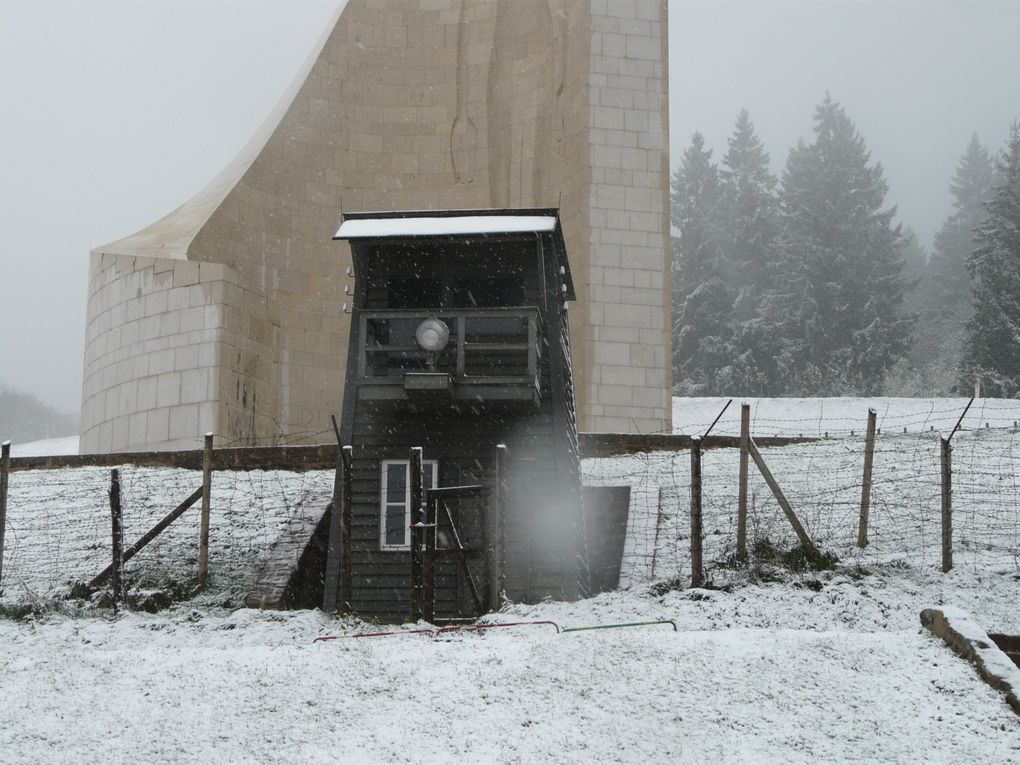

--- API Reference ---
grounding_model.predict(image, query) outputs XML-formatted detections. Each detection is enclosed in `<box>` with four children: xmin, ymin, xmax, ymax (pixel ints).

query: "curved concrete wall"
<box><xmin>80</xmin><ymin>0</ymin><xmax>671</xmax><ymax>453</ymax></box>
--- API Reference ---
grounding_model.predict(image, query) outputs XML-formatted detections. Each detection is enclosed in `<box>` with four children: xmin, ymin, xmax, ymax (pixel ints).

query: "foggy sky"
<box><xmin>1</xmin><ymin>0</ymin><xmax>1018</xmax><ymax>415</ymax></box>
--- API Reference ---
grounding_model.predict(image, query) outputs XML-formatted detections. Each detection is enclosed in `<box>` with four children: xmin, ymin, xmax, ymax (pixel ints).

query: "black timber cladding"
<box><xmin>329</xmin><ymin>208</ymin><xmax>586</xmax><ymax>620</ymax></box>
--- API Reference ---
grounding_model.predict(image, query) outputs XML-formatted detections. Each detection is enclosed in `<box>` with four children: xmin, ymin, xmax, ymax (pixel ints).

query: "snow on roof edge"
<box><xmin>334</xmin><ymin>215</ymin><xmax>557</xmax><ymax>240</ymax></box>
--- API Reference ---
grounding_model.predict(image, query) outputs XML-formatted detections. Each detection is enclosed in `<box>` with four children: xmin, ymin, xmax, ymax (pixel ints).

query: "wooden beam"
<box><xmin>690</xmin><ymin>437</ymin><xmax>704</xmax><ymax>587</ymax></box>
<box><xmin>941</xmin><ymin>437</ymin><xmax>953</xmax><ymax>573</ymax></box>
<box><xmin>198</xmin><ymin>433</ymin><xmax>213</xmax><ymax>589</ymax></box>
<box><xmin>0</xmin><ymin>441</ymin><xmax>10</xmax><ymax>593</ymax></box>
<box><xmin>89</xmin><ymin>486</ymin><xmax>203</xmax><ymax>589</ymax></box>
<box><xmin>108</xmin><ymin>469</ymin><xmax>125</xmax><ymax>612</ymax></box>
<box><xmin>747</xmin><ymin>438</ymin><xmax>819</xmax><ymax>559</ymax></box>
<box><xmin>858</xmin><ymin>409</ymin><xmax>877</xmax><ymax>548</ymax></box>
<box><xmin>737</xmin><ymin>404</ymin><xmax>750</xmax><ymax>561</ymax></box>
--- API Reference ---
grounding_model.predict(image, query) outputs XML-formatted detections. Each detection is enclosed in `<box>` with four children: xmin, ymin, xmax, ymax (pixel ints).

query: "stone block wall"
<box><xmin>585</xmin><ymin>0</ymin><xmax>671</xmax><ymax>434</ymax></box>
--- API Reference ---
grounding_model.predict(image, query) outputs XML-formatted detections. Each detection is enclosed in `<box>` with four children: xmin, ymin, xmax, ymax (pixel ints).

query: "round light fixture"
<box><xmin>415</xmin><ymin>318</ymin><xmax>450</xmax><ymax>352</ymax></box>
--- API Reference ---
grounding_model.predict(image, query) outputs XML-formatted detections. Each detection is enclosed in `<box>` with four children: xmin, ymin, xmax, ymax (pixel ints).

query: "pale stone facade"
<box><xmin>80</xmin><ymin>0</ymin><xmax>671</xmax><ymax>453</ymax></box>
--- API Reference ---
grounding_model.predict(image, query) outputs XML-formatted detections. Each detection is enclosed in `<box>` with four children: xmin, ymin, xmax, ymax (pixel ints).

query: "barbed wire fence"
<box><xmin>583</xmin><ymin>398</ymin><xmax>1020</xmax><ymax>588</ymax></box>
<box><xmin>0</xmin><ymin>460</ymin><xmax>333</xmax><ymax>607</ymax></box>
<box><xmin>4</xmin><ymin>398</ymin><xmax>1020</xmax><ymax>608</ymax></box>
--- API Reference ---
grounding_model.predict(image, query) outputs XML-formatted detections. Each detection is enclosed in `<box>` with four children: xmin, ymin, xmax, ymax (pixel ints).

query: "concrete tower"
<box><xmin>80</xmin><ymin>0</ymin><xmax>671</xmax><ymax>453</ymax></box>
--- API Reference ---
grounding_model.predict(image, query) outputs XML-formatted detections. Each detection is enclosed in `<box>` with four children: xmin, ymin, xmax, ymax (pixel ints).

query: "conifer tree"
<box><xmin>774</xmin><ymin>95</ymin><xmax>911</xmax><ymax>394</ymax></box>
<box><xmin>913</xmin><ymin>135</ymin><xmax>995</xmax><ymax>370</ymax></box>
<box><xmin>670</xmin><ymin>133</ymin><xmax>732</xmax><ymax>393</ymax></box>
<box><xmin>718</xmin><ymin>109</ymin><xmax>779</xmax><ymax>318</ymax></box>
<box><xmin>716</xmin><ymin>109</ymin><xmax>781</xmax><ymax>393</ymax></box>
<box><xmin>961</xmin><ymin>123</ymin><xmax>1020</xmax><ymax>395</ymax></box>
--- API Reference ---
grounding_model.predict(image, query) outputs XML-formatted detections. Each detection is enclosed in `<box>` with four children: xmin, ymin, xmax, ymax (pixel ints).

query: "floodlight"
<box><xmin>415</xmin><ymin>319</ymin><xmax>450</xmax><ymax>352</ymax></box>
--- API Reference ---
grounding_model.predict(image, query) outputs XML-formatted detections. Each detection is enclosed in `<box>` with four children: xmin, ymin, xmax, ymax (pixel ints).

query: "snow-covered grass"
<box><xmin>2</xmin><ymin>571</ymin><xmax>1020</xmax><ymax>764</ymax></box>
<box><xmin>3</xmin><ymin>397</ymin><xmax>1020</xmax><ymax>762</ymax></box>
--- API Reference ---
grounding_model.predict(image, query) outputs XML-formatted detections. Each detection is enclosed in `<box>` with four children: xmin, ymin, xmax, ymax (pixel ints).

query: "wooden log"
<box><xmin>490</xmin><ymin>444</ymin><xmax>508</xmax><ymax>611</ymax></box>
<box><xmin>409</xmin><ymin>447</ymin><xmax>424</xmax><ymax>622</ymax></box>
<box><xmin>690</xmin><ymin>437</ymin><xmax>704</xmax><ymax>588</ymax></box>
<box><xmin>340</xmin><ymin>445</ymin><xmax>353</xmax><ymax>615</ymax></box>
<box><xmin>109</xmin><ymin>469</ymin><xmax>125</xmax><ymax>612</ymax></box>
<box><xmin>858</xmin><ymin>408</ymin><xmax>877</xmax><ymax>548</ymax></box>
<box><xmin>737</xmin><ymin>405</ymin><xmax>750</xmax><ymax>561</ymax></box>
<box><xmin>198</xmin><ymin>433</ymin><xmax>213</xmax><ymax>588</ymax></box>
<box><xmin>89</xmin><ymin>486</ymin><xmax>203</xmax><ymax>588</ymax></box>
<box><xmin>941</xmin><ymin>437</ymin><xmax>952</xmax><ymax>573</ymax></box>
<box><xmin>0</xmin><ymin>441</ymin><xmax>10</xmax><ymax>593</ymax></box>
<box><xmin>747</xmin><ymin>438</ymin><xmax>820</xmax><ymax>559</ymax></box>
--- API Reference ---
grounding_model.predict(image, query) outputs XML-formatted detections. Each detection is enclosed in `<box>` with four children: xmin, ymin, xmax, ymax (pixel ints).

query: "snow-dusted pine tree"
<box><xmin>715</xmin><ymin>109</ymin><xmax>782</xmax><ymax>393</ymax></box>
<box><xmin>774</xmin><ymin>95</ymin><xmax>911</xmax><ymax>394</ymax></box>
<box><xmin>912</xmin><ymin>135</ymin><xmax>995</xmax><ymax>375</ymax></box>
<box><xmin>961</xmin><ymin>123</ymin><xmax>1020</xmax><ymax>396</ymax></box>
<box><xmin>670</xmin><ymin>132</ymin><xmax>733</xmax><ymax>394</ymax></box>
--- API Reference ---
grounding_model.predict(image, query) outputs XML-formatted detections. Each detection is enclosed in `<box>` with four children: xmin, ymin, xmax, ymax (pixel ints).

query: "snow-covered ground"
<box><xmin>2</xmin><ymin>572</ymin><xmax>1019</xmax><ymax>764</ymax></box>
<box><xmin>3</xmin><ymin>397</ymin><xmax>1020</xmax><ymax>762</ymax></box>
<box><xmin>672</xmin><ymin>395</ymin><xmax>1020</xmax><ymax>438</ymax></box>
<box><xmin>8</xmin><ymin>434</ymin><xmax>79</xmax><ymax>457</ymax></box>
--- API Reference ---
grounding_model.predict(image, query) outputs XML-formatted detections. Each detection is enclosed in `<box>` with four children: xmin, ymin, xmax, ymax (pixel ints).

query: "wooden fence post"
<box><xmin>0</xmin><ymin>441</ymin><xmax>10</xmax><ymax>593</ymax></box>
<box><xmin>409</xmin><ymin>447</ymin><xmax>424</xmax><ymax>622</ymax></box>
<box><xmin>941</xmin><ymin>437</ymin><xmax>952</xmax><ymax>573</ymax></box>
<box><xmin>690</xmin><ymin>436</ymin><xmax>704</xmax><ymax>588</ymax></box>
<box><xmin>747</xmin><ymin>439</ymin><xmax>820</xmax><ymax>560</ymax></box>
<box><xmin>340</xmin><ymin>445</ymin><xmax>353</xmax><ymax>615</ymax></box>
<box><xmin>198</xmin><ymin>433</ymin><xmax>213</xmax><ymax>588</ymax></box>
<box><xmin>858</xmin><ymin>408</ymin><xmax>877</xmax><ymax>548</ymax></box>
<box><xmin>109</xmin><ymin>469</ymin><xmax>125</xmax><ymax>612</ymax></box>
<box><xmin>737</xmin><ymin>404</ymin><xmax>750</xmax><ymax>560</ymax></box>
<box><xmin>490</xmin><ymin>444</ymin><xmax>508</xmax><ymax>611</ymax></box>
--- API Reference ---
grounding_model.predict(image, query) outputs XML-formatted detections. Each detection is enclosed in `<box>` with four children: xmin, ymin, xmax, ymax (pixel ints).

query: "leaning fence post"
<box><xmin>490</xmin><ymin>444</ymin><xmax>508</xmax><ymax>611</ymax></box>
<box><xmin>198</xmin><ymin>432</ymin><xmax>213</xmax><ymax>588</ymax></box>
<box><xmin>858</xmin><ymin>408</ymin><xmax>877</xmax><ymax>548</ymax></box>
<box><xmin>690</xmin><ymin>436</ymin><xmax>704</xmax><ymax>588</ymax></box>
<box><xmin>109</xmin><ymin>469</ymin><xmax>125</xmax><ymax>613</ymax></box>
<box><xmin>747</xmin><ymin>438</ymin><xmax>820</xmax><ymax>560</ymax></box>
<box><xmin>0</xmin><ymin>441</ymin><xmax>10</xmax><ymax>593</ymax></box>
<box><xmin>737</xmin><ymin>404</ymin><xmax>750</xmax><ymax>560</ymax></box>
<box><xmin>941</xmin><ymin>437</ymin><xmax>952</xmax><ymax>573</ymax></box>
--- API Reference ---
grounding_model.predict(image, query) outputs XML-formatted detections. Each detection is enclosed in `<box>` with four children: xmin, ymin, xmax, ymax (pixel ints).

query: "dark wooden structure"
<box><xmin>324</xmin><ymin>209</ymin><xmax>589</xmax><ymax>621</ymax></box>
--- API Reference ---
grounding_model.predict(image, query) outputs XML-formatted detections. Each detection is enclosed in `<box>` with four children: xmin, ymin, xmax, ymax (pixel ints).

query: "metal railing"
<box><xmin>357</xmin><ymin>307</ymin><xmax>542</xmax><ymax>387</ymax></box>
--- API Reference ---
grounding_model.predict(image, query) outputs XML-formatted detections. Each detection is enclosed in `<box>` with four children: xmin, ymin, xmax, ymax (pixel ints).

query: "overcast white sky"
<box><xmin>1</xmin><ymin>0</ymin><xmax>1018</xmax><ymax>415</ymax></box>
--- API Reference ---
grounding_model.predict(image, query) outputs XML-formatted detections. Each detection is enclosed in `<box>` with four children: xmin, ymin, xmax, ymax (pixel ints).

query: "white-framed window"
<box><xmin>380</xmin><ymin>459</ymin><xmax>438</xmax><ymax>550</ymax></box>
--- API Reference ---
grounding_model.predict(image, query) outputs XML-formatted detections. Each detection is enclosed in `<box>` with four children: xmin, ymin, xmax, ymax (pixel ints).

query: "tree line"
<box><xmin>0</xmin><ymin>383</ymin><xmax>79</xmax><ymax>443</ymax></box>
<box><xmin>671</xmin><ymin>95</ymin><xmax>1020</xmax><ymax>398</ymax></box>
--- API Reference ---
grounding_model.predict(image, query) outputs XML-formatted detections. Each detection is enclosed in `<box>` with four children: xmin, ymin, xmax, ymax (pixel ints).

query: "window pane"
<box><xmin>423</xmin><ymin>462</ymin><xmax>436</xmax><ymax>489</ymax></box>
<box><xmin>386</xmin><ymin>463</ymin><xmax>406</xmax><ymax>504</ymax></box>
<box><xmin>385</xmin><ymin>505</ymin><xmax>406</xmax><ymax>546</ymax></box>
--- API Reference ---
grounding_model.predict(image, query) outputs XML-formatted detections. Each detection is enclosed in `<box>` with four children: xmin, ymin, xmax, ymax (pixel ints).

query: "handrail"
<box><xmin>359</xmin><ymin>306</ymin><xmax>542</xmax><ymax>321</ymax></box>
<box><xmin>358</xmin><ymin>306</ymin><xmax>542</xmax><ymax>383</ymax></box>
